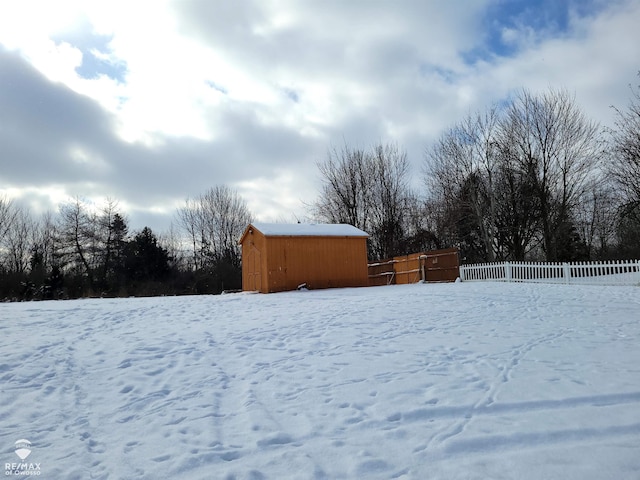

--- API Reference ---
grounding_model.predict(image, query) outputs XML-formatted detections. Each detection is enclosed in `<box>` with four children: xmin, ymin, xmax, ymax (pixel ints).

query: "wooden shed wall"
<box><xmin>241</xmin><ymin>228</ymin><xmax>268</xmax><ymax>292</ymax></box>
<box><xmin>264</xmin><ymin>236</ymin><xmax>369</xmax><ymax>293</ymax></box>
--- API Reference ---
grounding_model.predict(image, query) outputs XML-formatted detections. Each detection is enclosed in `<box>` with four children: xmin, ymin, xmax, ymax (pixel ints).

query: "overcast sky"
<box><xmin>1</xmin><ymin>0</ymin><xmax>639</xmax><ymax>233</ymax></box>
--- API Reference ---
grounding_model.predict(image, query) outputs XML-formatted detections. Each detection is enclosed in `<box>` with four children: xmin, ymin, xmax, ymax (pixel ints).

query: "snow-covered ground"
<box><xmin>1</xmin><ymin>282</ymin><xmax>639</xmax><ymax>479</ymax></box>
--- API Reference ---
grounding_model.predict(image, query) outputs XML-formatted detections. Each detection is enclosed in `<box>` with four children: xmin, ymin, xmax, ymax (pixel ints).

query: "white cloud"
<box><xmin>1</xmin><ymin>0</ymin><xmax>639</xmax><ymax>231</ymax></box>
<box><xmin>469</xmin><ymin>0</ymin><xmax>640</xmax><ymax>125</ymax></box>
<box><xmin>0</xmin><ymin>185</ymin><xmax>74</xmax><ymax>216</ymax></box>
<box><xmin>236</xmin><ymin>169</ymin><xmax>318</xmax><ymax>223</ymax></box>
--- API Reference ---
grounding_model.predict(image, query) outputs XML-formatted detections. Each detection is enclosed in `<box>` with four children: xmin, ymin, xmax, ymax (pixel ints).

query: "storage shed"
<box><xmin>239</xmin><ymin>223</ymin><xmax>369</xmax><ymax>293</ymax></box>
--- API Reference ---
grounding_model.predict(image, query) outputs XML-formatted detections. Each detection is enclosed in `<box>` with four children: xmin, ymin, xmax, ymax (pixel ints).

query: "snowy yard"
<box><xmin>1</xmin><ymin>282</ymin><xmax>639</xmax><ymax>479</ymax></box>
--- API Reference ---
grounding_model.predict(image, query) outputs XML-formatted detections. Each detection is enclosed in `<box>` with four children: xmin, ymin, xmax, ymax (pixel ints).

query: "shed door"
<box><xmin>247</xmin><ymin>246</ymin><xmax>261</xmax><ymax>292</ymax></box>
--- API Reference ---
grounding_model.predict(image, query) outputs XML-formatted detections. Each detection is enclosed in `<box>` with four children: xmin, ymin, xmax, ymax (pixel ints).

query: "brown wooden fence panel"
<box><xmin>367</xmin><ymin>259</ymin><xmax>396</xmax><ymax>286</ymax></box>
<box><xmin>368</xmin><ymin>248</ymin><xmax>459</xmax><ymax>286</ymax></box>
<box><xmin>421</xmin><ymin>248</ymin><xmax>460</xmax><ymax>283</ymax></box>
<box><xmin>395</xmin><ymin>255</ymin><xmax>409</xmax><ymax>284</ymax></box>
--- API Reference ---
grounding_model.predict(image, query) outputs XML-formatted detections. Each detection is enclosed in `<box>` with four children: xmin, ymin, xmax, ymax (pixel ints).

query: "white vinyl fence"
<box><xmin>459</xmin><ymin>260</ymin><xmax>640</xmax><ymax>286</ymax></box>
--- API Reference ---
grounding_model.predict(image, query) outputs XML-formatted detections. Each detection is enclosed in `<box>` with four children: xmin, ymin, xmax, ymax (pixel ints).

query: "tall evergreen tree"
<box><xmin>125</xmin><ymin>227</ymin><xmax>171</xmax><ymax>284</ymax></box>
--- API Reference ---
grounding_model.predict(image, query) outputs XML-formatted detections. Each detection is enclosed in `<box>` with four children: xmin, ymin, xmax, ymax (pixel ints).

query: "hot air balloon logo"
<box><xmin>14</xmin><ymin>439</ymin><xmax>32</xmax><ymax>460</ymax></box>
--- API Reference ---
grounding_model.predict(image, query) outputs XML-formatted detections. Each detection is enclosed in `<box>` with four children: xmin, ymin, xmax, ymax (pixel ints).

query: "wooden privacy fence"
<box><xmin>459</xmin><ymin>260</ymin><xmax>640</xmax><ymax>286</ymax></box>
<box><xmin>368</xmin><ymin>248</ymin><xmax>460</xmax><ymax>286</ymax></box>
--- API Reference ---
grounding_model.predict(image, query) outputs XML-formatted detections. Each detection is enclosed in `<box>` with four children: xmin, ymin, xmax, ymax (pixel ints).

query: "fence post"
<box><xmin>563</xmin><ymin>263</ymin><xmax>570</xmax><ymax>284</ymax></box>
<box><xmin>504</xmin><ymin>262</ymin><xmax>511</xmax><ymax>282</ymax></box>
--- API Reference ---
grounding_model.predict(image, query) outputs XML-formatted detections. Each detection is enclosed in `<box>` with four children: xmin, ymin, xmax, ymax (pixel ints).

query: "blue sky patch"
<box><xmin>52</xmin><ymin>22</ymin><xmax>127</xmax><ymax>82</ymax></box>
<box><xmin>206</xmin><ymin>80</ymin><xmax>228</xmax><ymax>95</ymax></box>
<box><xmin>283</xmin><ymin>87</ymin><xmax>299</xmax><ymax>103</ymax></box>
<box><xmin>75</xmin><ymin>49</ymin><xmax>127</xmax><ymax>81</ymax></box>
<box><xmin>464</xmin><ymin>0</ymin><xmax>606</xmax><ymax>65</ymax></box>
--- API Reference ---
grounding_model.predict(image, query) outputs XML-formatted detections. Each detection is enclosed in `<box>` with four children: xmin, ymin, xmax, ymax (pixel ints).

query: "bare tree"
<box><xmin>54</xmin><ymin>198</ymin><xmax>150</xmax><ymax>295</ymax></box>
<box><xmin>313</xmin><ymin>141</ymin><xmax>415</xmax><ymax>259</ymax></box>
<box><xmin>56</xmin><ymin>197</ymin><xmax>100</xmax><ymax>292</ymax></box>
<box><xmin>424</xmin><ymin>89</ymin><xmax>601</xmax><ymax>262</ymax></box>
<box><xmin>491</xmin><ymin>145</ymin><xmax>542</xmax><ymax>260</ymax></box>
<box><xmin>574</xmin><ymin>186</ymin><xmax>618</xmax><ymax>259</ymax></box>
<box><xmin>94</xmin><ymin>198</ymin><xmax>129</xmax><ymax>290</ymax></box>
<box><xmin>503</xmin><ymin>88</ymin><xmax>601</xmax><ymax>261</ymax></box>
<box><xmin>609</xmin><ymin>75</ymin><xmax>640</xmax><ymax>205</ymax></box>
<box><xmin>202</xmin><ymin>185</ymin><xmax>253</xmax><ymax>267</ymax></box>
<box><xmin>3</xmin><ymin>205</ymin><xmax>35</xmax><ymax>274</ymax></box>
<box><xmin>0</xmin><ymin>195</ymin><xmax>18</xmax><ymax>248</ymax></box>
<box><xmin>425</xmin><ymin>109</ymin><xmax>502</xmax><ymax>261</ymax></box>
<box><xmin>368</xmin><ymin>142</ymin><xmax>413</xmax><ymax>259</ymax></box>
<box><xmin>177</xmin><ymin>186</ymin><xmax>253</xmax><ymax>270</ymax></box>
<box><xmin>30</xmin><ymin>212</ymin><xmax>56</xmax><ymax>270</ymax></box>
<box><xmin>29</xmin><ymin>211</ymin><xmax>58</xmax><ymax>296</ymax></box>
<box><xmin>313</xmin><ymin>144</ymin><xmax>373</xmax><ymax>232</ymax></box>
<box><xmin>608</xmin><ymin>73</ymin><xmax>640</xmax><ymax>254</ymax></box>
<box><xmin>176</xmin><ymin>197</ymin><xmax>204</xmax><ymax>271</ymax></box>
<box><xmin>161</xmin><ymin>222</ymin><xmax>188</xmax><ymax>271</ymax></box>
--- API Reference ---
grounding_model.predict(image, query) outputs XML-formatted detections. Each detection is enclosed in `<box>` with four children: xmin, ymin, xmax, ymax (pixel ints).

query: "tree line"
<box><xmin>315</xmin><ymin>83</ymin><xmax>640</xmax><ymax>264</ymax></box>
<box><xmin>0</xmin><ymin>186</ymin><xmax>251</xmax><ymax>300</ymax></box>
<box><xmin>1</xmin><ymin>79</ymin><xmax>639</xmax><ymax>300</ymax></box>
